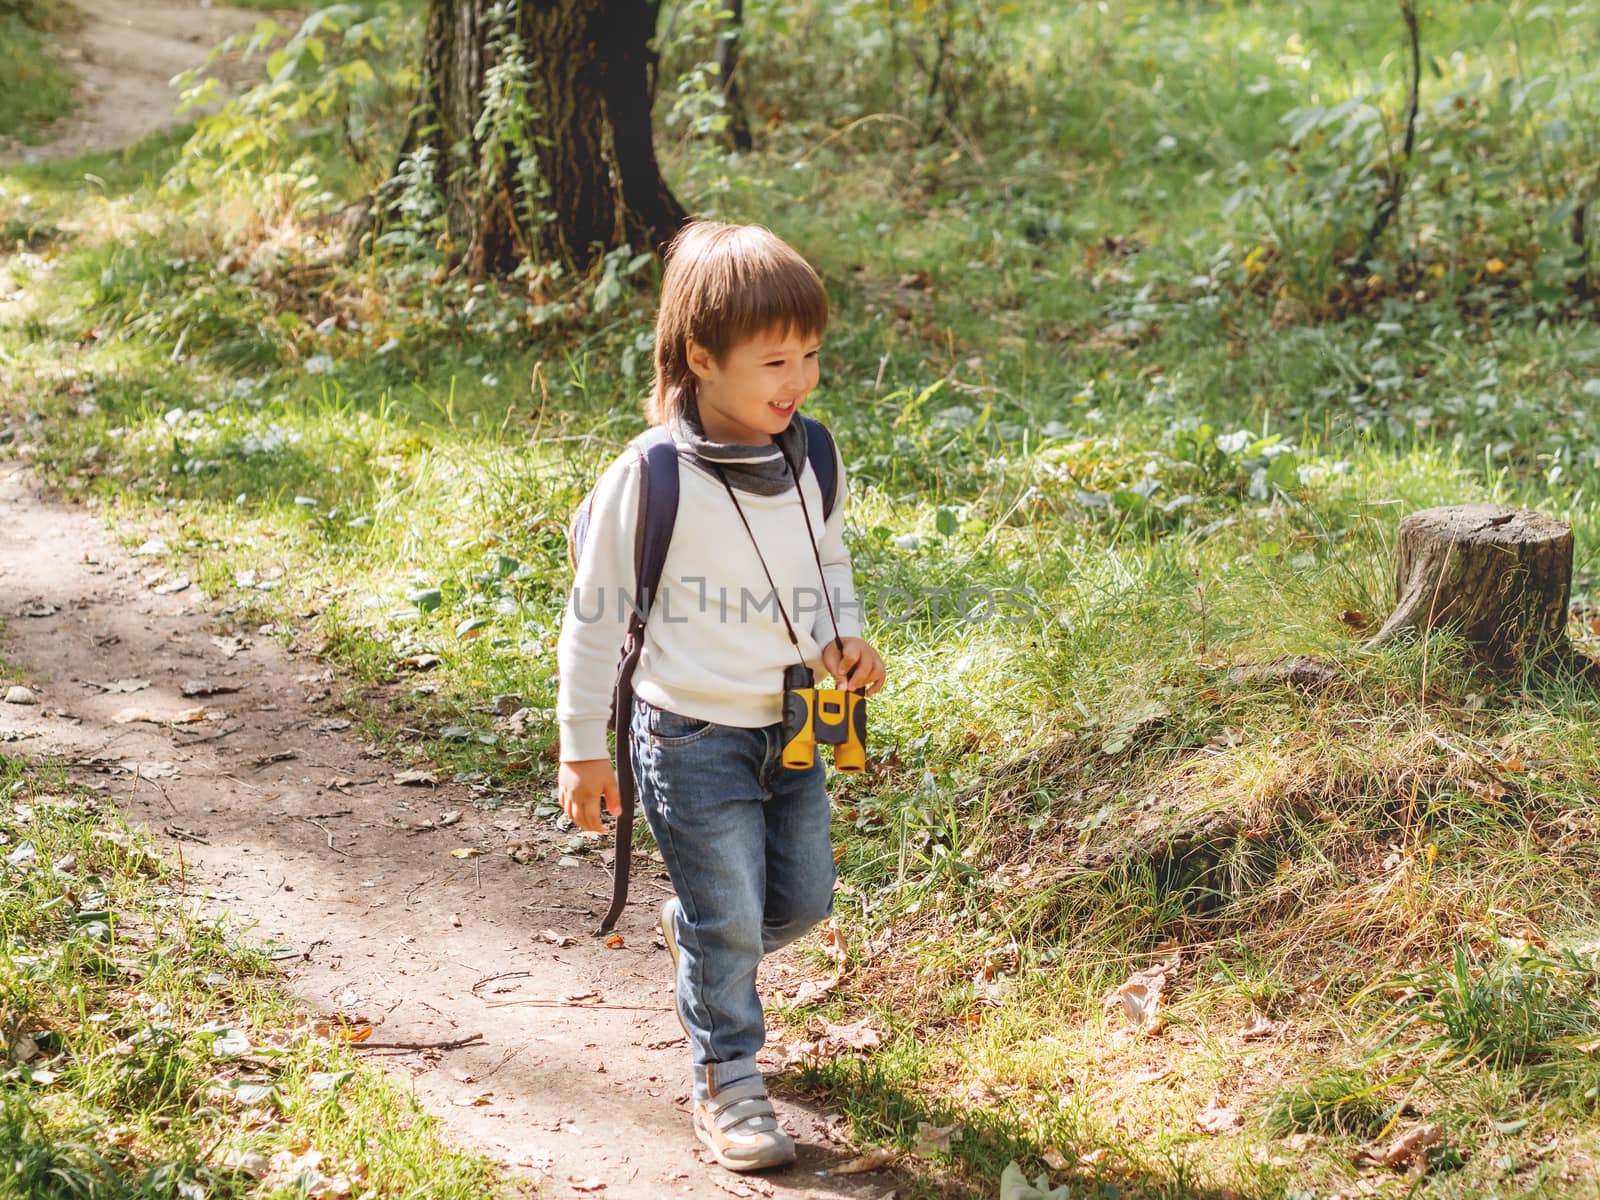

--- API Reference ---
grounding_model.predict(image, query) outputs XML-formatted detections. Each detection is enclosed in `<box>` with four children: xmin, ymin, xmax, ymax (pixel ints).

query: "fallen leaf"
<box><xmin>912</xmin><ymin>1120</ymin><xmax>957</xmax><ymax>1156</ymax></box>
<box><xmin>1195</xmin><ymin>1102</ymin><xmax>1242</xmax><ymax>1134</ymax></box>
<box><xmin>786</xmin><ymin>974</ymin><xmax>842</xmax><ymax>1006</ymax></box>
<box><xmin>219</xmin><ymin>1149</ymin><xmax>270</xmax><ymax>1178</ymax></box>
<box><xmin>450</xmin><ymin>847</ymin><xmax>482</xmax><ymax>859</ymax></box>
<box><xmin>112</xmin><ymin>707</ymin><xmax>166</xmax><ymax>725</ymax></box>
<box><xmin>439</xmin><ymin>810</ymin><xmax>462</xmax><ymax>827</ymax></box>
<box><xmin>569</xmin><ymin>1180</ymin><xmax>606</xmax><ymax>1194</ymax></box>
<box><xmin>822</xmin><ymin>919</ymin><xmax>848</xmax><ymax>970</ymax></box>
<box><xmin>1381</xmin><ymin>1123</ymin><xmax>1441</xmax><ymax>1169</ymax></box>
<box><xmin>1105</xmin><ymin>950</ymin><xmax>1179</xmax><ymax>1031</ymax></box>
<box><xmin>152</xmin><ymin>576</ymin><xmax>191</xmax><ymax>595</ymax></box>
<box><xmin>181</xmin><ymin>679</ymin><xmax>240</xmax><ymax>697</ymax></box>
<box><xmin>174</xmin><ymin>706</ymin><xmax>225</xmax><ymax>723</ymax></box>
<box><xmin>1238</xmin><ymin>1013</ymin><xmax>1279</xmax><ymax>1040</ymax></box>
<box><xmin>539</xmin><ymin>929</ymin><xmax>576</xmax><ymax>947</ymax></box>
<box><xmin>314</xmin><ymin>718</ymin><xmax>353</xmax><ymax>732</ymax></box>
<box><xmin>605</xmin><ymin>933</ymin><xmax>626</xmax><ymax>949</ymax></box>
<box><xmin>819</xmin><ymin>1019</ymin><xmax>885</xmax><ymax>1051</ymax></box>
<box><xmin>394</xmin><ymin>770</ymin><xmax>438</xmax><ymax>787</ymax></box>
<box><xmin>1040</xmin><ymin>1148</ymin><xmax>1069</xmax><ymax>1171</ymax></box>
<box><xmin>830</xmin><ymin>1146</ymin><xmax>899</xmax><ymax>1174</ymax></box>
<box><xmin>453</xmin><ymin>1092</ymin><xmax>494</xmax><ymax>1107</ymax></box>
<box><xmin>210</xmin><ymin>635</ymin><xmax>249</xmax><ymax>658</ymax></box>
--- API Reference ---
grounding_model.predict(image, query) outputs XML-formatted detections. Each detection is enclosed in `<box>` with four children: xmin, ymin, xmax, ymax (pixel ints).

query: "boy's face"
<box><xmin>685</xmin><ymin>325</ymin><xmax>822</xmax><ymax>444</ymax></box>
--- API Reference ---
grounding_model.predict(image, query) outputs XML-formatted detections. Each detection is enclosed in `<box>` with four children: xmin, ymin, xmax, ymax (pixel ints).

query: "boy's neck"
<box><xmin>688</xmin><ymin>396</ymin><xmax>774</xmax><ymax>446</ymax></box>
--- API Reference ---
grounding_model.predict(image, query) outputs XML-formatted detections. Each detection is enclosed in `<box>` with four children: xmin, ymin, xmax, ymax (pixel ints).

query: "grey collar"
<box><xmin>668</xmin><ymin>394</ymin><xmax>807</xmax><ymax>496</ymax></box>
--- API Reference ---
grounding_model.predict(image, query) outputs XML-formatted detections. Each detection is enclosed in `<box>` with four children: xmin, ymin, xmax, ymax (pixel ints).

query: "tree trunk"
<box><xmin>403</xmin><ymin>0</ymin><xmax>687</xmax><ymax>278</ymax></box>
<box><xmin>1363</xmin><ymin>504</ymin><xmax>1574</xmax><ymax>667</ymax></box>
<box><xmin>715</xmin><ymin>0</ymin><xmax>752</xmax><ymax>152</ymax></box>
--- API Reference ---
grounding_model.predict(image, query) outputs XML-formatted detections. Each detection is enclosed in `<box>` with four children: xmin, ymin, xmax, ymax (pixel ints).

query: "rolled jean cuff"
<box><xmin>697</xmin><ymin>1055</ymin><xmax>762</xmax><ymax>1104</ymax></box>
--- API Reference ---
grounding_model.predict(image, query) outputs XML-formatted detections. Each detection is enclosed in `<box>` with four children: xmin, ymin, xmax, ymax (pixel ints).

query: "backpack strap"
<box><xmin>599</xmin><ymin>426</ymin><xmax>679</xmax><ymax>935</ymax></box>
<box><xmin>799</xmin><ymin>414</ymin><xmax>840</xmax><ymax>520</ymax></box>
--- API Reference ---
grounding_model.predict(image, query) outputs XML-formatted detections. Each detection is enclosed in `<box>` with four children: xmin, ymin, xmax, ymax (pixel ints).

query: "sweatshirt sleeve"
<box><xmin>809</xmin><ymin>437</ymin><xmax>865</xmax><ymax>647</ymax></box>
<box><xmin>556</xmin><ymin>449</ymin><xmax>642</xmax><ymax>762</ymax></box>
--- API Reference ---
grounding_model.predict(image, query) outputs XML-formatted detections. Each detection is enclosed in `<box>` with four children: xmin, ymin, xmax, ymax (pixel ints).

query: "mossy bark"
<box><xmin>402</xmin><ymin>0</ymin><xmax>687</xmax><ymax>277</ymax></box>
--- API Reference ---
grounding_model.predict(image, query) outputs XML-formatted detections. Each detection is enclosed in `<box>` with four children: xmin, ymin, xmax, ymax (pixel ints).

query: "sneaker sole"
<box><xmin>693</xmin><ymin>1106</ymin><xmax>797</xmax><ymax>1172</ymax></box>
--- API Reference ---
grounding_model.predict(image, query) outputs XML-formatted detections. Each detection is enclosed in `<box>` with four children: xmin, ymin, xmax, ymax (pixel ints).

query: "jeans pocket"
<box><xmin>649</xmin><ymin>706</ymin><xmax>716</xmax><ymax>746</ymax></box>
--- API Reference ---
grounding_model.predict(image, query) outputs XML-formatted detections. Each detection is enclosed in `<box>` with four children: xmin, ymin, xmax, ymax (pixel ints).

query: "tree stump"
<box><xmin>1363</xmin><ymin>504</ymin><xmax>1574</xmax><ymax>667</ymax></box>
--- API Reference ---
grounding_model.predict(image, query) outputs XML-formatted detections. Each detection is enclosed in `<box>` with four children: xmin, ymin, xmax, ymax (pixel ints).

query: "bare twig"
<box><xmin>352</xmin><ymin>1032</ymin><xmax>485</xmax><ymax>1052</ymax></box>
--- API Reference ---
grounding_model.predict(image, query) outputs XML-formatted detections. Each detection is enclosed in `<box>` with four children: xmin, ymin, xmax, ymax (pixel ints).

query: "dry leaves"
<box><xmin>113</xmin><ymin>705</ymin><xmax>225</xmax><ymax>726</ymax></box>
<box><xmin>1106</xmin><ymin>949</ymin><xmax>1180</xmax><ymax>1031</ymax></box>
<box><xmin>1196</xmin><ymin>1107</ymin><xmax>1241</xmax><ymax>1139</ymax></box>
<box><xmin>1382</xmin><ymin>1123</ymin><xmax>1441</xmax><ymax>1169</ymax></box>
<box><xmin>1238</xmin><ymin>1013</ymin><xmax>1280</xmax><ymax>1040</ymax></box>
<box><xmin>1195</xmin><ymin>1102</ymin><xmax>1242</xmax><ymax>1134</ymax></box>
<box><xmin>394</xmin><ymin>769</ymin><xmax>438</xmax><ymax>787</ymax></box>
<box><xmin>210</xmin><ymin>635</ymin><xmax>250</xmax><ymax>659</ymax></box>
<box><xmin>180</xmin><ymin>679</ymin><xmax>240</xmax><ymax>697</ymax></box>
<box><xmin>829</xmin><ymin>1146</ymin><xmax>899</xmax><ymax>1175</ymax></box>
<box><xmin>539</xmin><ymin>929</ymin><xmax>576</xmax><ymax>947</ymax></box>
<box><xmin>259</xmin><ymin>1148</ymin><xmax>357</xmax><ymax>1198</ymax></box>
<box><xmin>710</xmin><ymin>1176</ymin><xmax>773</xmax><ymax>1198</ymax></box>
<box><xmin>911</xmin><ymin>1120</ymin><xmax>957</xmax><ymax>1157</ymax></box>
<box><xmin>772</xmin><ymin>1018</ymin><xmax>886</xmax><ymax>1069</ymax></box>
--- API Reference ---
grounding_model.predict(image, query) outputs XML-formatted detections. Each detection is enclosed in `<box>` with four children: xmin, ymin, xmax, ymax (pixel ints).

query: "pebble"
<box><xmin>4</xmin><ymin>686</ymin><xmax>38</xmax><ymax>705</ymax></box>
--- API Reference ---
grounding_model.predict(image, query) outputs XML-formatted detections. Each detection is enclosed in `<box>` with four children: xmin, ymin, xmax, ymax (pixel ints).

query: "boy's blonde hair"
<box><xmin>647</xmin><ymin>221</ymin><xmax>830</xmax><ymax>426</ymax></box>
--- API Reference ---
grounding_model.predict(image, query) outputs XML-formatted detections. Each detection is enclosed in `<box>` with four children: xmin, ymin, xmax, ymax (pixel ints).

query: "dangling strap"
<box><xmin>598</xmin><ymin>433</ymin><xmax>678</xmax><ymax>936</ymax></box>
<box><xmin>711</xmin><ymin>453</ymin><xmax>846</xmax><ymax>662</ymax></box>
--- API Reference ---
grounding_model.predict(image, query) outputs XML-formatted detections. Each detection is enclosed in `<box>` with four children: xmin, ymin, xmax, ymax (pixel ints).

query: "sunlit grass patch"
<box><xmin>0</xmin><ymin>755</ymin><xmax>513</xmax><ymax>1199</ymax></box>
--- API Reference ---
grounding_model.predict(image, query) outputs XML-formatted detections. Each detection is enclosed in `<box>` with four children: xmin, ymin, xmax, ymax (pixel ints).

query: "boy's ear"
<box><xmin>684</xmin><ymin>337</ymin><xmax>715</xmax><ymax>381</ymax></box>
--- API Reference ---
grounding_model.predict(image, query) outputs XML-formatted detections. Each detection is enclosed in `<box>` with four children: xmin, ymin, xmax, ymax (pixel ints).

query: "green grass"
<box><xmin>4</xmin><ymin>0</ymin><xmax>1600</xmax><ymax>1194</ymax></box>
<box><xmin>0</xmin><ymin>752</ymin><xmax>515</xmax><ymax>1199</ymax></box>
<box><xmin>0</xmin><ymin>2</ymin><xmax>78</xmax><ymax>143</ymax></box>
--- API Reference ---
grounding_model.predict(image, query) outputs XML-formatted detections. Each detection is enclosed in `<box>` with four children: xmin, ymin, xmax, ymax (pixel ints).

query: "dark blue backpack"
<box><xmin>567</xmin><ymin>414</ymin><xmax>840</xmax><ymax>932</ymax></box>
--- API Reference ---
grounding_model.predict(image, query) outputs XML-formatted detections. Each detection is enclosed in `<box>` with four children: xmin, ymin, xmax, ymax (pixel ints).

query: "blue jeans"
<box><xmin>628</xmin><ymin>695</ymin><xmax>835</xmax><ymax>1103</ymax></box>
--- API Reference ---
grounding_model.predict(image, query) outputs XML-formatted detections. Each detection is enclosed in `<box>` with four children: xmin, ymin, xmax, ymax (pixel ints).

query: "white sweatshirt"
<box><xmin>556</xmin><ymin>435</ymin><xmax>864</xmax><ymax>762</ymax></box>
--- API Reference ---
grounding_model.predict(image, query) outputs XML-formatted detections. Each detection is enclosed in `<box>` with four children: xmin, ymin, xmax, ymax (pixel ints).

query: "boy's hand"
<box><xmin>559</xmin><ymin>758</ymin><xmax>622</xmax><ymax>834</ymax></box>
<box><xmin>822</xmin><ymin>636</ymin><xmax>886</xmax><ymax>696</ymax></box>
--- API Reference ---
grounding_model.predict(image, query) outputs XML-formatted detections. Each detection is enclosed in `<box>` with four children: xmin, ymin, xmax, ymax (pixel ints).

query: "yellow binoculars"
<box><xmin>780</xmin><ymin>665</ymin><xmax>867</xmax><ymax>773</ymax></box>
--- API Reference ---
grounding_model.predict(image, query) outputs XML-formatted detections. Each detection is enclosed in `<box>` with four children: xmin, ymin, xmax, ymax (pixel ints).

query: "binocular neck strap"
<box><xmin>711</xmin><ymin>460</ymin><xmax>843</xmax><ymax>668</ymax></box>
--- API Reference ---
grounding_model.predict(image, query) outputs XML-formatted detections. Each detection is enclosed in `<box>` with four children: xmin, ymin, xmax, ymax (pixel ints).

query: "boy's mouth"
<box><xmin>769</xmin><ymin>399</ymin><xmax>796</xmax><ymax>416</ymax></box>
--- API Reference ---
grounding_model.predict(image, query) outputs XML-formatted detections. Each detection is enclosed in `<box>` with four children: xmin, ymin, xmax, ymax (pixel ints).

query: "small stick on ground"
<box><xmin>352</xmin><ymin>1032</ymin><xmax>486</xmax><ymax>1052</ymax></box>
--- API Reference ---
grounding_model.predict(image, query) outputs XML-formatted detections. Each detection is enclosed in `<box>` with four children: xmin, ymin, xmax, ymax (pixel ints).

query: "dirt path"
<box><xmin>2</xmin><ymin>0</ymin><xmax>268</xmax><ymax>164</ymax></box>
<box><xmin>0</xmin><ymin>464</ymin><xmax>900</xmax><ymax>1198</ymax></box>
<box><xmin>0</xmin><ymin>5</ymin><xmax>909</xmax><ymax>1194</ymax></box>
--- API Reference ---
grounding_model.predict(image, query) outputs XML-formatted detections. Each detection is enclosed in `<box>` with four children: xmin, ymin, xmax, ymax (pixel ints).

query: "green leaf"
<box><xmin>1266</xmin><ymin>452</ymin><xmax>1300</xmax><ymax>491</ymax></box>
<box><xmin>407</xmin><ymin>586</ymin><xmax>443</xmax><ymax>612</ymax></box>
